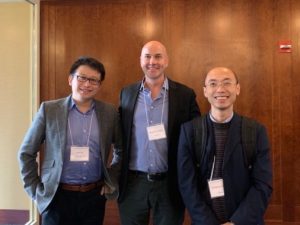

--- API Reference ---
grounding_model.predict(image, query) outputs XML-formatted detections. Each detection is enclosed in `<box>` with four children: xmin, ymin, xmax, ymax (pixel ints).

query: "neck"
<box><xmin>144</xmin><ymin>75</ymin><xmax>165</xmax><ymax>99</ymax></box>
<box><xmin>210</xmin><ymin>108</ymin><xmax>233</xmax><ymax>123</ymax></box>
<box><xmin>73</xmin><ymin>98</ymin><xmax>93</xmax><ymax>113</ymax></box>
<box><xmin>144</xmin><ymin>74</ymin><xmax>165</xmax><ymax>89</ymax></box>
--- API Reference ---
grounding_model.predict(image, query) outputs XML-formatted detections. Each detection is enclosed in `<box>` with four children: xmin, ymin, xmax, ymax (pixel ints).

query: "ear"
<box><xmin>68</xmin><ymin>75</ymin><xmax>73</xmax><ymax>86</ymax></box>
<box><xmin>236</xmin><ymin>83</ymin><xmax>241</xmax><ymax>96</ymax></box>
<box><xmin>164</xmin><ymin>56</ymin><xmax>169</xmax><ymax>68</ymax></box>
<box><xmin>203</xmin><ymin>86</ymin><xmax>208</xmax><ymax>98</ymax></box>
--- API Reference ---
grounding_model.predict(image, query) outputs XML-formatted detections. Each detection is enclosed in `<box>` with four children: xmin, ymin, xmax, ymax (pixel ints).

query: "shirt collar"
<box><xmin>69</xmin><ymin>98</ymin><xmax>95</xmax><ymax>113</ymax></box>
<box><xmin>209</xmin><ymin>111</ymin><xmax>234</xmax><ymax>123</ymax></box>
<box><xmin>140</xmin><ymin>77</ymin><xmax>169</xmax><ymax>91</ymax></box>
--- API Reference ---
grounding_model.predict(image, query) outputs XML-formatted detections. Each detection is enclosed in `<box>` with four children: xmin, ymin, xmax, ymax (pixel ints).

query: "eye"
<box><xmin>77</xmin><ymin>75</ymin><xmax>88</xmax><ymax>81</ymax></box>
<box><xmin>208</xmin><ymin>82</ymin><xmax>217</xmax><ymax>88</ymax></box>
<box><xmin>223</xmin><ymin>81</ymin><xmax>235</xmax><ymax>87</ymax></box>
<box><xmin>89</xmin><ymin>78</ymin><xmax>100</xmax><ymax>85</ymax></box>
<box><xmin>223</xmin><ymin>81</ymin><xmax>231</xmax><ymax>86</ymax></box>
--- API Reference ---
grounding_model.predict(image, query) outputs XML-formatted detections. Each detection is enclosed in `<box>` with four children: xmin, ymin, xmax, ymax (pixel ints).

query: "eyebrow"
<box><xmin>75</xmin><ymin>73</ymin><xmax>100</xmax><ymax>79</ymax></box>
<box><xmin>143</xmin><ymin>53</ymin><xmax>163</xmax><ymax>56</ymax></box>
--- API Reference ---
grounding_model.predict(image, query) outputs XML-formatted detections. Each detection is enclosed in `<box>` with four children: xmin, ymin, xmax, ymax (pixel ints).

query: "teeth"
<box><xmin>215</xmin><ymin>96</ymin><xmax>227</xmax><ymax>99</ymax></box>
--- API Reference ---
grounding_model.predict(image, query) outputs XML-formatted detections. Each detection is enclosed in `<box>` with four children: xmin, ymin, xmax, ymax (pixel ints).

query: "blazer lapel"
<box><xmin>126</xmin><ymin>83</ymin><xmax>140</xmax><ymax>115</ymax></box>
<box><xmin>56</xmin><ymin>96</ymin><xmax>71</xmax><ymax>158</ymax></box>
<box><xmin>94</xmin><ymin>101</ymin><xmax>106</xmax><ymax>160</ymax></box>
<box><xmin>167</xmin><ymin>79</ymin><xmax>178</xmax><ymax>143</ymax></box>
<box><xmin>123</xmin><ymin>83</ymin><xmax>141</xmax><ymax>149</ymax></box>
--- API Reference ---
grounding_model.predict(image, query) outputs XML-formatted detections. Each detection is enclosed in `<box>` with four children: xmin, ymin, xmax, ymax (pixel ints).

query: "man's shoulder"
<box><xmin>122</xmin><ymin>82</ymin><xmax>141</xmax><ymax>92</ymax></box>
<box><xmin>42</xmin><ymin>96</ymin><xmax>70</xmax><ymax>107</ymax></box>
<box><xmin>181</xmin><ymin>115</ymin><xmax>207</xmax><ymax>131</ymax></box>
<box><xmin>237</xmin><ymin>114</ymin><xmax>265</xmax><ymax>130</ymax></box>
<box><xmin>186</xmin><ymin>114</ymin><xmax>207</xmax><ymax>124</ymax></box>
<box><xmin>94</xmin><ymin>99</ymin><xmax>116</xmax><ymax>111</ymax></box>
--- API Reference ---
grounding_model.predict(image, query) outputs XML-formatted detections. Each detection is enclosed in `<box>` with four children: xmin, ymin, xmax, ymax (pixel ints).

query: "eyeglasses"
<box><xmin>74</xmin><ymin>74</ymin><xmax>101</xmax><ymax>85</ymax></box>
<box><xmin>205</xmin><ymin>80</ymin><xmax>237</xmax><ymax>89</ymax></box>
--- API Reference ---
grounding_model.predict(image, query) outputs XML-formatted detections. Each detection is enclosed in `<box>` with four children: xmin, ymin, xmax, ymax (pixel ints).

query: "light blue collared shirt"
<box><xmin>129</xmin><ymin>79</ymin><xmax>169</xmax><ymax>173</ymax></box>
<box><xmin>209</xmin><ymin>111</ymin><xmax>234</xmax><ymax>123</ymax></box>
<box><xmin>60</xmin><ymin>99</ymin><xmax>103</xmax><ymax>184</ymax></box>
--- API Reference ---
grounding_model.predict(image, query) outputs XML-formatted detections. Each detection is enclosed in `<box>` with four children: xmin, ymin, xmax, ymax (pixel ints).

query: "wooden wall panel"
<box><xmin>291</xmin><ymin>0</ymin><xmax>300</xmax><ymax>221</ymax></box>
<box><xmin>273</xmin><ymin>0</ymin><xmax>295</xmax><ymax>222</ymax></box>
<box><xmin>40</xmin><ymin>0</ymin><xmax>300</xmax><ymax>224</ymax></box>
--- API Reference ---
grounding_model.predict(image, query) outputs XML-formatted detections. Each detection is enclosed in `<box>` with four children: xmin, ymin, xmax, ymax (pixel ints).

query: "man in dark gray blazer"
<box><xmin>18</xmin><ymin>57</ymin><xmax>122</xmax><ymax>225</ymax></box>
<box><xmin>118</xmin><ymin>41</ymin><xmax>200</xmax><ymax>225</ymax></box>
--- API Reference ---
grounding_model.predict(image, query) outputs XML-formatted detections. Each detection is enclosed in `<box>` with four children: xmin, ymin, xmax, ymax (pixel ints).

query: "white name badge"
<box><xmin>70</xmin><ymin>146</ymin><xmax>89</xmax><ymax>161</ymax></box>
<box><xmin>147</xmin><ymin>124</ymin><xmax>167</xmax><ymax>141</ymax></box>
<box><xmin>208</xmin><ymin>179</ymin><xmax>225</xmax><ymax>199</ymax></box>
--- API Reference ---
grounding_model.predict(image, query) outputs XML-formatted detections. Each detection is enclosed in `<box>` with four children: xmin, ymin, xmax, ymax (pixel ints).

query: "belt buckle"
<box><xmin>147</xmin><ymin>174</ymin><xmax>154</xmax><ymax>182</ymax></box>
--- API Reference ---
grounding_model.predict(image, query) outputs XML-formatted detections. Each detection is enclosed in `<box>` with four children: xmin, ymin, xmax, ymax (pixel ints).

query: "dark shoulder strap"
<box><xmin>192</xmin><ymin>116</ymin><xmax>207</xmax><ymax>168</ymax></box>
<box><xmin>241</xmin><ymin>116</ymin><xmax>258</xmax><ymax>168</ymax></box>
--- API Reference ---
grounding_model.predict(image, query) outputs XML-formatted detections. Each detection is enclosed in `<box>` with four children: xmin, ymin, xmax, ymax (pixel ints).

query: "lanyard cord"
<box><xmin>68</xmin><ymin>110</ymin><xmax>94</xmax><ymax>146</ymax></box>
<box><xmin>209</xmin><ymin>156</ymin><xmax>216</xmax><ymax>181</ymax></box>
<box><xmin>142</xmin><ymin>83</ymin><xmax>167</xmax><ymax>126</ymax></box>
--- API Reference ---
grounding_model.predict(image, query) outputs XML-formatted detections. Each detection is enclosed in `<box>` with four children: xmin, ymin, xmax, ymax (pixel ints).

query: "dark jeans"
<box><xmin>42</xmin><ymin>187</ymin><xmax>106</xmax><ymax>225</ymax></box>
<box><xmin>118</xmin><ymin>173</ymin><xmax>184</xmax><ymax>225</ymax></box>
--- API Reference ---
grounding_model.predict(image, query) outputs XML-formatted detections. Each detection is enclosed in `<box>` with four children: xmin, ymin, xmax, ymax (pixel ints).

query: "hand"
<box><xmin>221</xmin><ymin>223</ymin><xmax>234</xmax><ymax>225</ymax></box>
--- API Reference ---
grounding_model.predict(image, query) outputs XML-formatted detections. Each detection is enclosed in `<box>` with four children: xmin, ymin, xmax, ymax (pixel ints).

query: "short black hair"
<box><xmin>69</xmin><ymin>56</ymin><xmax>106</xmax><ymax>81</ymax></box>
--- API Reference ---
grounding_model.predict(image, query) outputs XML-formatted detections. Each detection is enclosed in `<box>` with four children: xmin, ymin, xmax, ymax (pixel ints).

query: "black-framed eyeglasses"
<box><xmin>73</xmin><ymin>74</ymin><xmax>101</xmax><ymax>85</ymax></box>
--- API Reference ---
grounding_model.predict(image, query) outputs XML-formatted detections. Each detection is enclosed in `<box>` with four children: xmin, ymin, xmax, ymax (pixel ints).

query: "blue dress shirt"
<box><xmin>129</xmin><ymin>79</ymin><xmax>169</xmax><ymax>173</ymax></box>
<box><xmin>60</xmin><ymin>100</ymin><xmax>103</xmax><ymax>184</ymax></box>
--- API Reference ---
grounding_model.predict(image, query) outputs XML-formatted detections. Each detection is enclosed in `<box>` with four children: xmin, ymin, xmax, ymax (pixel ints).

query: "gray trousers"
<box><xmin>118</xmin><ymin>173</ymin><xmax>184</xmax><ymax>225</ymax></box>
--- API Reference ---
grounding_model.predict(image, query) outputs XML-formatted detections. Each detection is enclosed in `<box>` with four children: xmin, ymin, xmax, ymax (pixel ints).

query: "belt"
<box><xmin>59</xmin><ymin>180</ymin><xmax>104</xmax><ymax>192</ymax></box>
<box><xmin>129</xmin><ymin>170</ymin><xmax>167</xmax><ymax>182</ymax></box>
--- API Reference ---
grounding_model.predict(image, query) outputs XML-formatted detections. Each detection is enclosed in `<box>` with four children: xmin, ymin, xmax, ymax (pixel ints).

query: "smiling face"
<box><xmin>68</xmin><ymin>65</ymin><xmax>101</xmax><ymax>104</ymax></box>
<box><xmin>203</xmin><ymin>67</ymin><xmax>240</xmax><ymax>114</ymax></box>
<box><xmin>140</xmin><ymin>41</ymin><xmax>169</xmax><ymax>82</ymax></box>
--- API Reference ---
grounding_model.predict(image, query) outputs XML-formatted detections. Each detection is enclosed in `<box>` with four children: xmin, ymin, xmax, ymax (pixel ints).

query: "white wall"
<box><xmin>0</xmin><ymin>2</ymin><xmax>32</xmax><ymax>210</ymax></box>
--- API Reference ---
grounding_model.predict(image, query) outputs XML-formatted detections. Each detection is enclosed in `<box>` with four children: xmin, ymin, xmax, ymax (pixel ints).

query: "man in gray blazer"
<box><xmin>18</xmin><ymin>57</ymin><xmax>122</xmax><ymax>225</ymax></box>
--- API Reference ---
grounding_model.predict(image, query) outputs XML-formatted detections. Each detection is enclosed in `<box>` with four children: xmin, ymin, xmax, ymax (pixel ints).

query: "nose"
<box><xmin>83</xmin><ymin>80</ymin><xmax>91</xmax><ymax>86</ymax></box>
<box><xmin>216</xmin><ymin>83</ymin><xmax>226</xmax><ymax>91</ymax></box>
<box><xmin>149</xmin><ymin>56</ymin><xmax>156</xmax><ymax>64</ymax></box>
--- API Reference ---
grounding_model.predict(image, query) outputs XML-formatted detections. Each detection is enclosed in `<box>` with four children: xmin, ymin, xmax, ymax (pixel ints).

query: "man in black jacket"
<box><xmin>178</xmin><ymin>67</ymin><xmax>272</xmax><ymax>225</ymax></box>
<box><xmin>118</xmin><ymin>41</ymin><xmax>200</xmax><ymax>225</ymax></box>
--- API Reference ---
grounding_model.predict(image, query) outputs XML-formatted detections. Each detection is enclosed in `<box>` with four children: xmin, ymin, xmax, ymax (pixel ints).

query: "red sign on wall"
<box><xmin>278</xmin><ymin>40</ymin><xmax>292</xmax><ymax>53</ymax></box>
